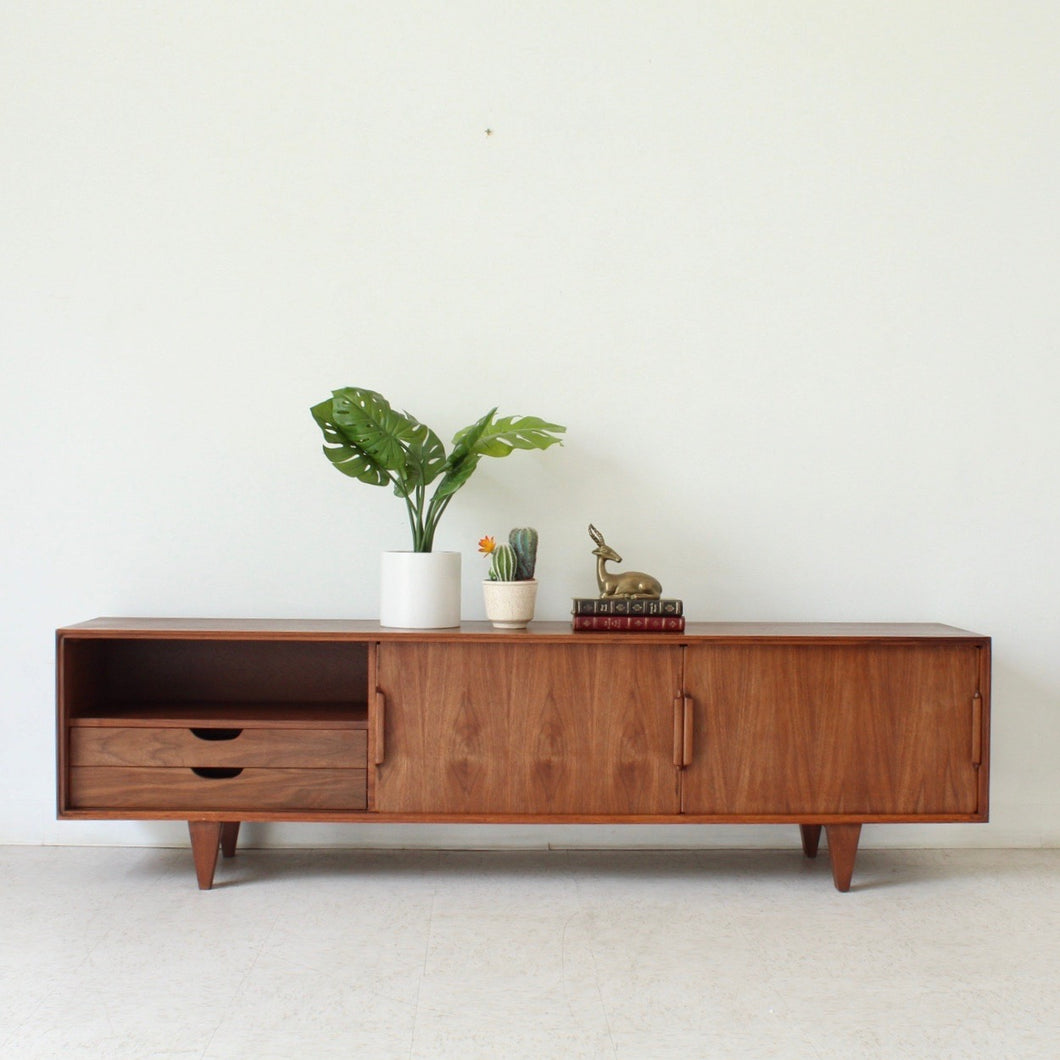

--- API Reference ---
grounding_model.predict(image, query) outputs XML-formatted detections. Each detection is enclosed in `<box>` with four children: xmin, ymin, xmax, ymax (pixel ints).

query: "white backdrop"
<box><xmin>3</xmin><ymin>2</ymin><xmax>1057</xmax><ymax>849</ymax></box>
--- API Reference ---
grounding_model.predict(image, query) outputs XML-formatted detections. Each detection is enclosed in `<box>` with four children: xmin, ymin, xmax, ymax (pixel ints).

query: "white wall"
<box><xmin>3</xmin><ymin>2</ymin><xmax>1058</xmax><ymax>850</ymax></box>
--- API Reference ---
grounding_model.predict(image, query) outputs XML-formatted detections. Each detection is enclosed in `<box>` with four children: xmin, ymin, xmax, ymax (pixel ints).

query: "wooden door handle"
<box><xmin>971</xmin><ymin>690</ymin><xmax>983</xmax><ymax>766</ymax></box>
<box><xmin>673</xmin><ymin>694</ymin><xmax>694</xmax><ymax>767</ymax></box>
<box><xmin>673</xmin><ymin>695</ymin><xmax>684</xmax><ymax>767</ymax></box>
<box><xmin>682</xmin><ymin>694</ymin><xmax>694</xmax><ymax>767</ymax></box>
<box><xmin>374</xmin><ymin>688</ymin><xmax>386</xmax><ymax>766</ymax></box>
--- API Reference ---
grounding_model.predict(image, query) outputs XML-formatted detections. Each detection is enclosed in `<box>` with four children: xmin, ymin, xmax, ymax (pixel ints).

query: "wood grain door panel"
<box><xmin>682</xmin><ymin>644</ymin><xmax>982</xmax><ymax>815</ymax></box>
<box><xmin>375</xmin><ymin>642</ymin><xmax>681</xmax><ymax>815</ymax></box>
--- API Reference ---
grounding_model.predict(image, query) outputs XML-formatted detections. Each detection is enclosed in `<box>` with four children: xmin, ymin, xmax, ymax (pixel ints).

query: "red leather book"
<box><xmin>571</xmin><ymin>615</ymin><xmax>686</xmax><ymax>632</ymax></box>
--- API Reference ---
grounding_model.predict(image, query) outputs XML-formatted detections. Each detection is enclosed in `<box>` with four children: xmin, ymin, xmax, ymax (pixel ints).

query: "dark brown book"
<box><xmin>571</xmin><ymin>597</ymin><xmax>683</xmax><ymax>616</ymax></box>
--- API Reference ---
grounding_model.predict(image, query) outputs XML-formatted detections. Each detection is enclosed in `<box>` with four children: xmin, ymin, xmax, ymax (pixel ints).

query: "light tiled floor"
<box><xmin>2</xmin><ymin>845</ymin><xmax>1058</xmax><ymax>1058</ymax></box>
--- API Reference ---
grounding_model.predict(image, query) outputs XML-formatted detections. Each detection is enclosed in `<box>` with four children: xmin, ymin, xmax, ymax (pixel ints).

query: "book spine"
<box><xmin>571</xmin><ymin>598</ymin><xmax>684</xmax><ymax>616</ymax></box>
<box><xmin>571</xmin><ymin>615</ymin><xmax>686</xmax><ymax>632</ymax></box>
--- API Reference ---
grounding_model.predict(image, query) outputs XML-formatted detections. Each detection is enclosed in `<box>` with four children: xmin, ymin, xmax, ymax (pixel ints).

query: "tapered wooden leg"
<box><xmin>799</xmin><ymin>824</ymin><xmax>822</xmax><ymax>858</ymax></box>
<box><xmin>825</xmin><ymin>823</ymin><xmax>862</xmax><ymax>892</ymax></box>
<box><xmin>220</xmin><ymin>821</ymin><xmax>241</xmax><ymax>858</ymax></box>
<box><xmin>188</xmin><ymin>821</ymin><xmax>223</xmax><ymax>890</ymax></box>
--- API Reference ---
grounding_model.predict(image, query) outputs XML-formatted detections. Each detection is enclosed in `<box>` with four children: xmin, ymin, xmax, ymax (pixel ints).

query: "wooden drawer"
<box><xmin>70</xmin><ymin>766</ymin><xmax>367</xmax><ymax>811</ymax></box>
<box><xmin>70</xmin><ymin>727</ymin><xmax>366</xmax><ymax>769</ymax></box>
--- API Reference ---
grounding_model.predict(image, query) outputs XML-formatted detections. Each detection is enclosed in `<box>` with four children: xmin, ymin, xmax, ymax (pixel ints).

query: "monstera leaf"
<box><xmin>311</xmin><ymin>388</ymin><xmax>565</xmax><ymax>551</ymax></box>
<box><xmin>436</xmin><ymin>412</ymin><xmax>565</xmax><ymax>500</ymax></box>
<box><xmin>310</xmin><ymin>397</ymin><xmax>391</xmax><ymax>488</ymax></box>
<box><xmin>432</xmin><ymin>408</ymin><xmax>495</xmax><ymax>501</ymax></box>
<box><xmin>312</xmin><ymin>388</ymin><xmax>446</xmax><ymax>498</ymax></box>
<box><xmin>462</xmin><ymin>415</ymin><xmax>567</xmax><ymax>459</ymax></box>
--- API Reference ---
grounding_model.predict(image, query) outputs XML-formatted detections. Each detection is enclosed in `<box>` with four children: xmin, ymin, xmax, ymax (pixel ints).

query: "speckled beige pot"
<box><xmin>481</xmin><ymin>579</ymin><xmax>538</xmax><ymax>629</ymax></box>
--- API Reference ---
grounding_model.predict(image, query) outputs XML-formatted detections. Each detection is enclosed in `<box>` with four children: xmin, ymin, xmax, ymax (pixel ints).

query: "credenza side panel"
<box><xmin>374</xmin><ymin>642</ymin><xmax>682</xmax><ymax>815</ymax></box>
<box><xmin>681</xmin><ymin>642</ymin><xmax>984</xmax><ymax>816</ymax></box>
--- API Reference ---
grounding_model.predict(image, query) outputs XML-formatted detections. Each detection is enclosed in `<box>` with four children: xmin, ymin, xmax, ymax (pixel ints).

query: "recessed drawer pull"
<box><xmin>190</xmin><ymin>728</ymin><xmax>243</xmax><ymax>742</ymax></box>
<box><xmin>191</xmin><ymin>767</ymin><xmax>244</xmax><ymax>780</ymax></box>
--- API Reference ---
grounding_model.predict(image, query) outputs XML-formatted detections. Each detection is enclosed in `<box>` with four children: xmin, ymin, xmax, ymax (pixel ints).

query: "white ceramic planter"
<box><xmin>482</xmin><ymin>579</ymin><xmax>538</xmax><ymax>629</ymax></box>
<box><xmin>380</xmin><ymin>551</ymin><xmax>461</xmax><ymax>628</ymax></box>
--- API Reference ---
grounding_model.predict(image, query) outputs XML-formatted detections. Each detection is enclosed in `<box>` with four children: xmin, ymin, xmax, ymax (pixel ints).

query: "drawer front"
<box><xmin>70</xmin><ymin>727</ymin><xmax>367</xmax><ymax>769</ymax></box>
<box><xmin>69</xmin><ymin>766</ymin><xmax>367</xmax><ymax>811</ymax></box>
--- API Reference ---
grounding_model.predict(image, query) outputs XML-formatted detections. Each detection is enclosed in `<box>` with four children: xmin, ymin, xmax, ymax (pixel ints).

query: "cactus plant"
<box><xmin>479</xmin><ymin>530</ymin><xmax>538</xmax><ymax>582</ymax></box>
<box><xmin>488</xmin><ymin>543</ymin><xmax>518</xmax><ymax>582</ymax></box>
<box><xmin>480</xmin><ymin>529</ymin><xmax>539</xmax><ymax>626</ymax></box>
<box><xmin>509</xmin><ymin>527</ymin><xmax>538</xmax><ymax>580</ymax></box>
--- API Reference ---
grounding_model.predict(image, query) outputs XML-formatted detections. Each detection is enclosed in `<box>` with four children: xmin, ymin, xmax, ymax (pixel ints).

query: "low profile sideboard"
<box><xmin>56</xmin><ymin>618</ymin><xmax>990</xmax><ymax>891</ymax></box>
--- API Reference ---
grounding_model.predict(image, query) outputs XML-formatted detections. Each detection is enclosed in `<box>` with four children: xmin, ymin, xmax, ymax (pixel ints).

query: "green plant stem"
<box><xmin>413</xmin><ymin>484</ymin><xmax>425</xmax><ymax>550</ymax></box>
<box><xmin>421</xmin><ymin>491</ymin><xmax>455</xmax><ymax>553</ymax></box>
<box><xmin>393</xmin><ymin>477</ymin><xmax>424</xmax><ymax>552</ymax></box>
<box><xmin>406</xmin><ymin>502</ymin><xmax>421</xmax><ymax>551</ymax></box>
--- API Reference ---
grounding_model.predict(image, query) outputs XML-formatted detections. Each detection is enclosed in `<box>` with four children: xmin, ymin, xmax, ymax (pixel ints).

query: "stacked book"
<box><xmin>571</xmin><ymin>597</ymin><xmax>685</xmax><ymax>632</ymax></box>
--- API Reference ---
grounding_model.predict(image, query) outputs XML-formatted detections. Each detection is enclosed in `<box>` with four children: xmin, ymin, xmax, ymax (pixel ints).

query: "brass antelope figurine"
<box><xmin>588</xmin><ymin>524</ymin><xmax>662</xmax><ymax>599</ymax></box>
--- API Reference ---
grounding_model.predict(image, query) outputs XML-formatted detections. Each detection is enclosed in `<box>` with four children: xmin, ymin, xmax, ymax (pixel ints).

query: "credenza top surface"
<box><xmin>57</xmin><ymin>618</ymin><xmax>989</xmax><ymax>644</ymax></box>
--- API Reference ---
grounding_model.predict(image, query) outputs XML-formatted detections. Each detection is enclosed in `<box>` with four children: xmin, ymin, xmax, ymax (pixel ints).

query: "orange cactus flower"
<box><xmin>478</xmin><ymin>535</ymin><xmax>496</xmax><ymax>555</ymax></box>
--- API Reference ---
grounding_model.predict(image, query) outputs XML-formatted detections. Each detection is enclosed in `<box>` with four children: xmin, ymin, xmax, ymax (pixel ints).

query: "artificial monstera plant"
<box><xmin>311</xmin><ymin>388</ymin><xmax>565</xmax><ymax>552</ymax></box>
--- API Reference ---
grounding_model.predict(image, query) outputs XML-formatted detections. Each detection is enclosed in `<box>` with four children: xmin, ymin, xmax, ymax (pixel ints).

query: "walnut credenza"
<box><xmin>56</xmin><ymin>619</ymin><xmax>990</xmax><ymax>891</ymax></box>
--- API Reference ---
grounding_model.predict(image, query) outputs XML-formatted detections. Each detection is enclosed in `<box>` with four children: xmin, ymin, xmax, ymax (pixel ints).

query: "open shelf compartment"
<box><xmin>59</xmin><ymin>636</ymin><xmax>370</xmax><ymax>726</ymax></box>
